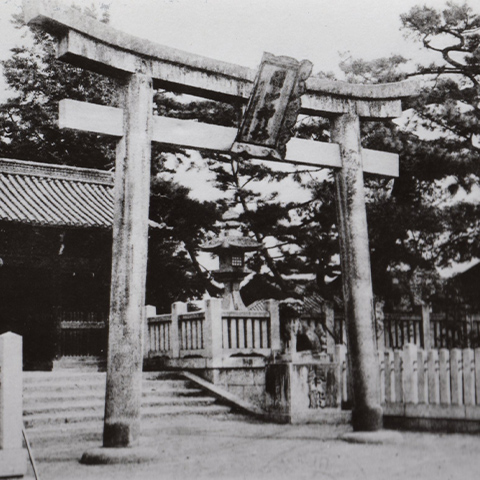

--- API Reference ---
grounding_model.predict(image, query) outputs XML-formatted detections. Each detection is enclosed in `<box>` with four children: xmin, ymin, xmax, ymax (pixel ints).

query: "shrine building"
<box><xmin>0</xmin><ymin>158</ymin><xmax>113</xmax><ymax>369</ymax></box>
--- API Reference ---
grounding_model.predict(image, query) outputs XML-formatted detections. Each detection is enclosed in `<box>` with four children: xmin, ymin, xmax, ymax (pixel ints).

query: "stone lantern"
<box><xmin>201</xmin><ymin>214</ymin><xmax>261</xmax><ymax>311</ymax></box>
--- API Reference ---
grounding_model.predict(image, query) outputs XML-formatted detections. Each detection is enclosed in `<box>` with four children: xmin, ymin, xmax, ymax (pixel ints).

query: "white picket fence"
<box><xmin>378</xmin><ymin>344</ymin><xmax>480</xmax><ymax>406</ymax></box>
<box><xmin>376</xmin><ymin>344</ymin><xmax>480</xmax><ymax>422</ymax></box>
<box><xmin>332</xmin><ymin>343</ymin><xmax>480</xmax><ymax>422</ymax></box>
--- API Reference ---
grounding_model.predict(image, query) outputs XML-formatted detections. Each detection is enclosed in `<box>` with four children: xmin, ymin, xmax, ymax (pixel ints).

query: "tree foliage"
<box><xmin>0</xmin><ymin>6</ymin><xmax>220</xmax><ymax>311</ymax></box>
<box><xmin>0</xmin><ymin>7</ymin><xmax>117</xmax><ymax>168</ymax></box>
<box><xmin>336</xmin><ymin>2</ymin><xmax>480</xmax><ymax>307</ymax></box>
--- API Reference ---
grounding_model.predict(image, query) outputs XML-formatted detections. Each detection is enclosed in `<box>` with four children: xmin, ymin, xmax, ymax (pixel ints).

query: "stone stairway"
<box><xmin>23</xmin><ymin>371</ymin><xmax>233</xmax><ymax>449</ymax></box>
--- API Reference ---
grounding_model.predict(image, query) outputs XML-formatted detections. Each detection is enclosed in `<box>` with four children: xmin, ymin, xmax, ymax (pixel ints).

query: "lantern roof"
<box><xmin>200</xmin><ymin>210</ymin><xmax>262</xmax><ymax>253</ymax></box>
<box><xmin>200</xmin><ymin>230</ymin><xmax>261</xmax><ymax>252</ymax></box>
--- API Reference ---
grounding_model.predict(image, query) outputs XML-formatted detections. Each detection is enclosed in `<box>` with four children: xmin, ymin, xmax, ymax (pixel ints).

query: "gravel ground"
<box><xmin>25</xmin><ymin>414</ymin><xmax>480</xmax><ymax>480</ymax></box>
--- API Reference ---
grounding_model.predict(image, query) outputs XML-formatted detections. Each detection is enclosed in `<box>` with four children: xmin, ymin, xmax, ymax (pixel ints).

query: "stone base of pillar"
<box><xmin>80</xmin><ymin>446</ymin><xmax>157</xmax><ymax>465</ymax></box>
<box><xmin>340</xmin><ymin>430</ymin><xmax>403</xmax><ymax>445</ymax></box>
<box><xmin>351</xmin><ymin>405</ymin><xmax>383</xmax><ymax>432</ymax></box>
<box><xmin>103</xmin><ymin>422</ymin><xmax>140</xmax><ymax>448</ymax></box>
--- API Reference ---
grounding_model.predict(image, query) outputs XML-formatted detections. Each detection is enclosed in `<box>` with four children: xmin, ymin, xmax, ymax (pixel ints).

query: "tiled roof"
<box><xmin>0</xmin><ymin>158</ymin><xmax>114</xmax><ymax>228</ymax></box>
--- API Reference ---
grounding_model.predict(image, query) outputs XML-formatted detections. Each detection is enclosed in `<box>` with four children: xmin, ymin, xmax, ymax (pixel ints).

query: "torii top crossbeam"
<box><xmin>24</xmin><ymin>0</ymin><xmax>415</xmax><ymax>118</ymax></box>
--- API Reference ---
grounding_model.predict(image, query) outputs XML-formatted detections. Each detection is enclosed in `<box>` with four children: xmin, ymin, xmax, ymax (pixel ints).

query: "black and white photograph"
<box><xmin>0</xmin><ymin>0</ymin><xmax>479</xmax><ymax>478</ymax></box>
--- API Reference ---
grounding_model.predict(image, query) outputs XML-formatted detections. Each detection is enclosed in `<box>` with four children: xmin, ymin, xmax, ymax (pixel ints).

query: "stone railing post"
<box><xmin>335</xmin><ymin>344</ymin><xmax>348</xmax><ymax>406</ymax></box>
<box><xmin>203</xmin><ymin>298</ymin><xmax>223</xmax><ymax>361</ymax></box>
<box><xmin>421</xmin><ymin>303</ymin><xmax>431</xmax><ymax>351</ymax></box>
<box><xmin>143</xmin><ymin>305</ymin><xmax>156</xmax><ymax>358</ymax></box>
<box><xmin>265</xmin><ymin>299</ymin><xmax>281</xmax><ymax>351</ymax></box>
<box><xmin>324</xmin><ymin>301</ymin><xmax>335</xmax><ymax>355</ymax></box>
<box><xmin>0</xmin><ymin>332</ymin><xmax>26</xmax><ymax>477</ymax></box>
<box><xmin>171</xmin><ymin>302</ymin><xmax>186</xmax><ymax>359</ymax></box>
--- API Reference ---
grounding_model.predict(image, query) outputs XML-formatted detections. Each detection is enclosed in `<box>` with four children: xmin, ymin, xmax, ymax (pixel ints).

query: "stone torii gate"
<box><xmin>25</xmin><ymin>0</ymin><xmax>416</xmax><ymax>453</ymax></box>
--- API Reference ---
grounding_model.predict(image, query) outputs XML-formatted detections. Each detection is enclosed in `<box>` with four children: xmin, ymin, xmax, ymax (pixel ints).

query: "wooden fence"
<box><xmin>383</xmin><ymin>313</ymin><xmax>423</xmax><ymax>349</ymax></box>
<box><xmin>337</xmin><ymin>307</ymin><xmax>480</xmax><ymax>351</ymax></box>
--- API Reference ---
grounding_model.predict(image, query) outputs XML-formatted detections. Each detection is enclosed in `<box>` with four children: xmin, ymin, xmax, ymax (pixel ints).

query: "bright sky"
<box><xmin>0</xmin><ymin>0</ymin><xmax>451</xmax><ymax>102</ymax></box>
<box><xmin>0</xmin><ymin>0</ymin><xmax>460</xmax><ymax>202</ymax></box>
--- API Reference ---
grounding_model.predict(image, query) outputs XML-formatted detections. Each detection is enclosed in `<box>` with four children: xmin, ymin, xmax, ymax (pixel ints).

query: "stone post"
<box><xmin>335</xmin><ymin>344</ymin><xmax>348</xmax><ymax>406</ymax></box>
<box><xmin>0</xmin><ymin>332</ymin><xmax>26</xmax><ymax>477</ymax></box>
<box><xmin>171</xmin><ymin>302</ymin><xmax>186</xmax><ymax>358</ymax></box>
<box><xmin>450</xmin><ymin>348</ymin><xmax>463</xmax><ymax>405</ymax></box>
<box><xmin>143</xmin><ymin>305</ymin><xmax>156</xmax><ymax>358</ymax></box>
<box><xmin>439</xmin><ymin>348</ymin><xmax>451</xmax><ymax>405</ymax></box>
<box><xmin>403</xmin><ymin>343</ymin><xmax>418</xmax><ymax>404</ymax></box>
<box><xmin>204</xmin><ymin>298</ymin><xmax>223</xmax><ymax>363</ymax></box>
<box><xmin>266</xmin><ymin>299</ymin><xmax>281</xmax><ymax>351</ymax></box>
<box><xmin>463</xmin><ymin>348</ymin><xmax>475</xmax><ymax>406</ymax></box>
<box><xmin>421</xmin><ymin>303</ymin><xmax>431</xmax><ymax>351</ymax></box>
<box><xmin>103</xmin><ymin>73</ymin><xmax>153</xmax><ymax>449</ymax></box>
<box><xmin>427</xmin><ymin>349</ymin><xmax>440</xmax><ymax>405</ymax></box>
<box><xmin>475</xmin><ymin>349</ymin><xmax>480</xmax><ymax>408</ymax></box>
<box><xmin>331</xmin><ymin>113</ymin><xmax>382</xmax><ymax>431</ymax></box>
<box><xmin>324</xmin><ymin>301</ymin><xmax>335</xmax><ymax>355</ymax></box>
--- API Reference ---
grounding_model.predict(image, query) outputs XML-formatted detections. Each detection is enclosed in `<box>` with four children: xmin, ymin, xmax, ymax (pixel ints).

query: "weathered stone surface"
<box><xmin>404</xmin><ymin>404</ymin><xmax>466</xmax><ymax>419</ymax></box>
<box><xmin>265</xmin><ymin>361</ymin><xmax>346</xmax><ymax>424</ymax></box>
<box><xmin>341</xmin><ymin>430</ymin><xmax>403</xmax><ymax>444</ymax></box>
<box><xmin>81</xmin><ymin>446</ymin><xmax>157</xmax><ymax>465</ymax></box>
<box><xmin>103</xmin><ymin>73</ymin><xmax>153</xmax><ymax>448</ymax></box>
<box><xmin>24</xmin><ymin>0</ymin><xmax>415</xmax><ymax>109</ymax></box>
<box><xmin>332</xmin><ymin>113</ymin><xmax>383</xmax><ymax>431</ymax></box>
<box><xmin>59</xmin><ymin>99</ymin><xmax>399</xmax><ymax>176</ymax></box>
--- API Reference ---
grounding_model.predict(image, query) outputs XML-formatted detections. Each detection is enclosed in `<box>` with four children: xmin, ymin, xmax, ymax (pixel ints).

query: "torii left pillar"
<box><xmin>80</xmin><ymin>72</ymin><xmax>156</xmax><ymax>463</ymax></box>
<box><xmin>103</xmin><ymin>74</ymin><xmax>152</xmax><ymax>448</ymax></box>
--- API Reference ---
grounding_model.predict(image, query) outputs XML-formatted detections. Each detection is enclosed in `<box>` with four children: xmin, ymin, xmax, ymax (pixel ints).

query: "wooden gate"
<box><xmin>57</xmin><ymin>311</ymin><xmax>108</xmax><ymax>357</ymax></box>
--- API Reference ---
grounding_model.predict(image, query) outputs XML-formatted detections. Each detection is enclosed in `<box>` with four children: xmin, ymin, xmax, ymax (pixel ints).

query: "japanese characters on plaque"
<box><xmin>231</xmin><ymin>52</ymin><xmax>312</xmax><ymax>161</ymax></box>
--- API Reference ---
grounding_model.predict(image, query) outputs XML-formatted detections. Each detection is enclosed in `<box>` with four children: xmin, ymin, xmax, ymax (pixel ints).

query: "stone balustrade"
<box><xmin>145</xmin><ymin>298</ymin><xmax>281</xmax><ymax>366</ymax></box>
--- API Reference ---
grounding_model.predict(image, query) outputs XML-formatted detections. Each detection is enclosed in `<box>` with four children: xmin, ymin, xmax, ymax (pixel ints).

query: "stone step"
<box><xmin>23</xmin><ymin>377</ymin><xmax>191</xmax><ymax>393</ymax></box>
<box><xmin>23</xmin><ymin>395</ymin><xmax>217</xmax><ymax>415</ymax></box>
<box><xmin>23</xmin><ymin>371</ymin><xmax>106</xmax><ymax>383</ymax></box>
<box><xmin>23</xmin><ymin>404</ymin><xmax>231</xmax><ymax>429</ymax></box>
<box><xmin>52</xmin><ymin>356</ymin><xmax>106</xmax><ymax>372</ymax></box>
<box><xmin>23</xmin><ymin>387</ymin><xmax>204</xmax><ymax>406</ymax></box>
<box><xmin>23</xmin><ymin>371</ymin><xmax>181</xmax><ymax>384</ymax></box>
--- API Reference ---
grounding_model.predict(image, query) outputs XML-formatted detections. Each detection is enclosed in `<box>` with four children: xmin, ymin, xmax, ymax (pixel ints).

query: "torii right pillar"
<box><xmin>333</xmin><ymin>112</ymin><xmax>381</xmax><ymax>431</ymax></box>
<box><xmin>325</xmin><ymin>86</ymin><xmax>415</xmax><ymax>431</ymax></box>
